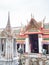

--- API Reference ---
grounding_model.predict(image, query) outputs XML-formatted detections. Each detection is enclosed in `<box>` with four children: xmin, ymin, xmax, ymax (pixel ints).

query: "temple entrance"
<box><xmin>17</xmin><ymin>44</ymin><xmax>25</xmax><ymax>53</ymax></box>
<box><xmin>43</xmin><ymin>44</ymin><xmax>49</xmax><ymax>54</ymax></box>
<box><xmin>29</xmin><ymin>34</ymin><xmax>39</xmax><ymax>53</ymax></box>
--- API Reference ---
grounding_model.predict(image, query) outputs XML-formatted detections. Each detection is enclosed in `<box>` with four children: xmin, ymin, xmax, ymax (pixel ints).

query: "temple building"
<box><xmin>0</xmin><ymin>12</ymin><xmax>49</xmax><ymax>59</ymax></box>
<box><xmin>20</xmin><ymin>17</ymin><xmax>49</xmax><ymax>54</ymax></box>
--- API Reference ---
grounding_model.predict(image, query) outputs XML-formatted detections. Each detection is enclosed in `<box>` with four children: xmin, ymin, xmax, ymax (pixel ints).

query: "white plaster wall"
<box><xmin>25</xmin><ymin>37</ymin><xmax>30</xmax><ymax>53</ymax></box>
<box><xmin>38</xmin><ymin>34</ymin><xmax>42</xmax><ymax>53</ymax></box>
<box><xmin>5</xmin><ymin>38</ymin><xmax>14</xmax><ymax>59</ymax></box>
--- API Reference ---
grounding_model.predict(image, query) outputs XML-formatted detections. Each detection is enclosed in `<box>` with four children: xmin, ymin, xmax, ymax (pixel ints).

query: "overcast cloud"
<box><xmin>0</xmin><ymin>0</ymin><xmax>49</xmax><ymax>28</ymax></box>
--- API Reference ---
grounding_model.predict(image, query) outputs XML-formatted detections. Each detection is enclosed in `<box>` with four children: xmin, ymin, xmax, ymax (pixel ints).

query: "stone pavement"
<box><xmin>0</xmin><ymin>53</ymin><xmax>49</xmax><ymax>65</ymax></box>
<box><xmin>21</xmin><ymin>58</ymin><xmax>49</xmax><ymax>65</ymax></box>
<box><xmin>20</xmin><ymin>53</ymin><xmax>49</xmax><ymax>65</ymax></box>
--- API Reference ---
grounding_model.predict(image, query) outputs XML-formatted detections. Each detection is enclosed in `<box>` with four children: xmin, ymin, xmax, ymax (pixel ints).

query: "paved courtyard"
<box><xmin>0</xmin><ymin>53</ymin><xmax>49</xmax><ymax>65</ymax></box>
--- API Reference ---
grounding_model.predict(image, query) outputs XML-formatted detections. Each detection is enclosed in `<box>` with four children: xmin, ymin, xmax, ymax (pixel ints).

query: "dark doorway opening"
<box><xmin>43</xmin><ymin>44</ymin><xmax>48</xmax><ymax>54</ymax></box>
<box><xmin>17</xmin><ymin>44</ymin><xmax>20</xmax><ymax>50</ymax></box>
<box><xmin>24</xmin><ymin>44</ymin><xmax>25</xmax><ymax>53</ymax></box>
<box><xmin>17</xmin><ymin>44</ymin><xmax>25</xmax><ymax>53</ymax></box>
<box><xmin>29</xmin><ymin>34</ymin><xmax>39</xmax><ymax>53</ymax></box>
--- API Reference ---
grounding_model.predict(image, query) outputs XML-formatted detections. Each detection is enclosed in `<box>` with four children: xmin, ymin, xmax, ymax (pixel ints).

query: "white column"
<box><xmin>0</xmin><ymin>39</ymin><xmax>1</xmax><ymax>57</ymax></box>
<box><xmin>22</xmin><ymin>44</ymin><xmax>24</xmax><ymax>53</ymax></box>
<box><xmin>5</xmin><ymin>38</ymin><xmax>14</xmax><ymax>59</ymax></box>
<box><xmin>0</xmin><ymin>39</ymin><xmax>1</xmax><ymax>51</ymax></box>
<box><xmin>16</xmin><ymin>43</ymin><xmax>17</xmax><ymax>53</ymax></box>
<box><xmin>25</xmin><ymin>37</ymin><xmax>30</xmax><ymax>53</ymax></box>
<box><xmin>5</xmin><ymin>39</ymin><xmax>8</xmax><ymax>58</ymax></box>
<box><xmin>11</xmin><ymin>39</ymin><xmax>14</xmax><ymax>58</ymax></box>
<box><xmin>21</xmin><ymin>44</ymin><xmax>24</xmax><ymax>53</ymax></box>
<box><xmin>38</xmin><ymin>34</ymin><xmax>42</xmax><ymax>53</ymax></box>
<box><xmin>19</xmin><ymin>44</ymin><xmax>21</xmax><ymax>49</ymax></box>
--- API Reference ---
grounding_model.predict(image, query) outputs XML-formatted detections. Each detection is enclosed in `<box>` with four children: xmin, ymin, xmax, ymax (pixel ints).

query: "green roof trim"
<box><xmin>28</xmin><ymin>29</ymin><xmax>38</xmax><ymax>32</ymax></box>
<box><xmin>16</xmin><ymin>38</ymin><xmax>25</xmax><ymax>40</ymax></box>
<box><xmin>44</xmin><ymin>24</ymin><xmax>49</xmax><ymax>29</ymax></box>
<box><xmin>14</xmin><ymin>29</ymin><xmax>20</xmax><ymax>33</ymax></box>
<box><xmin>43</xmin><ymin>38</ymin><xmax>49</xmax><ymax>40</ymax></box>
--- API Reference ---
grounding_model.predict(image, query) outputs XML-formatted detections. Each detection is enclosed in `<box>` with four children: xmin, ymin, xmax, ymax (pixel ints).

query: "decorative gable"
<box><xmin>25</xmin><ymin>18</ymin><xmax>41</xmax><ymax>33</ymax></box>
<box><xmin>28</xmin><ymin>27</ymin><xmax>39</xmax><ymax>32</ymax></box>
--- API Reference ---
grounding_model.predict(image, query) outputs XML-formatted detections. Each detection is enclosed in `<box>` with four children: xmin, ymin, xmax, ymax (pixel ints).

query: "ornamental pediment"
<box><xmin>28</xmin><ymin>28</ymin><xmax>40</xmax><ymax>32</ymax></box>
<box><xmin>25</xmin><ymin>18</ymin><xmax>41</xmax><ymax>32</ymax></box>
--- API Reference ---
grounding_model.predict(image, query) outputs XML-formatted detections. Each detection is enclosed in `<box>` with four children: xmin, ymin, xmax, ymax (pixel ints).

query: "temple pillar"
<box><xmin>38</xmin><ymin>34</ymin><xmax>42</xmax><ymax>53</ymax></box>
<box><xmin>13</xmin><ymin>38</ymin><xmax>16</xmax><ymax>57</ymax></box>
<box><xmin>16</xmin><ymin>43</ymin><xmax>17</xmax><ymax>53</ymax></box>
<box><xmin>0</xmin><ymin>38</ymin><xmax>1</xmax><ymax>51</ymax></box>
<box><xmin>22</xmin><ymin>44</ymin><xmax>24</xmax><ymax>53</ymax></box>
<box><xmin>5</xmin><ymin>38</ymin><xmax>14</xmax><ymax>59</ymax></box>
<box><xmin>25</xmin><ymin>36</ymin><xmax>30</xmax><ymax>53</ymax></box>
<box><xmin>11</xmin><ymin>39</ymin><xmax>14</xmax><ymax>58</ymax></box>
<box><xmin>0</xmin><ymin>38</ymin><xmax>1</xmax><ymax>56</ymax></box>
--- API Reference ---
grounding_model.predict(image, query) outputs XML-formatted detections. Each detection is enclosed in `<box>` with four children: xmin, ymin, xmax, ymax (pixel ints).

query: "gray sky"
<box><xmin>0</xmin><ymin>0</ymin><xmax>49</xmax><ymax>28</ymax></box>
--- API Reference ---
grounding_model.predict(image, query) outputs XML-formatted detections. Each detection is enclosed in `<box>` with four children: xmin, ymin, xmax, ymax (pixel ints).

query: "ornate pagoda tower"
<box><xmin>5</xmin><ymin>12</ymin><xmax>14</xmax><ymax>59</ymax></box>
<box><xmin>0</xmin><ymin>12</ymin><xmax>16</xmax><ymax>59</ymax></box>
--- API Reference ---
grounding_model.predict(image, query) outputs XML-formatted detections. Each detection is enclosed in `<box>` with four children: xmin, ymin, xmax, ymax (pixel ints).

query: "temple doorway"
<box><xmin>29</xmin><ymin>34</ymin><xmax>39</xmax><ymax>53</ymax></box>
<box><xmin>17</xmin><ymin>44</ymin><xmax>25</xmax><ymax>53</ymax></box>
<box><xmin>43</xmin><ymin>44</ymin><xmax>49</xmax><ymax>54</ymax></box>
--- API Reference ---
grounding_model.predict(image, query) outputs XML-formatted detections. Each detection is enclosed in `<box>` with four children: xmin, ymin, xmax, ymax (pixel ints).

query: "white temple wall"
<box><xmin>5</xmin><ymin>38</ymin><xmax>14</xmax><ymax>59</ymax></box>
<box><xmin>0</xmin><ymin>38</ymin><xmax>1</xmax><ymax>56</ymax></box>
<box><xmin>25</xmin><ymin>37</ymin><xmax>31</xmax><ymax>53</ymax></box>
<box><xmin>15</xmin><ymin>41</ymin><xmax>17</xmax><ymax>54</ymax></box>
<box><xmin>0</xmin><ymin>39</ymin><xmax>1</xmax><ymax>51</ymax></box>
<box><xmin>38</xmin><ymin>34</ymin><xmax>43</xmax><ymax>53</ymax></box>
